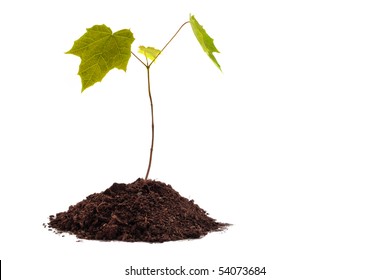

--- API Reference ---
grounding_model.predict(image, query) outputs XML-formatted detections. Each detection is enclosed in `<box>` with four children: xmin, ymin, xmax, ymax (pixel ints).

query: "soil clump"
<box><xmin>48</xmin><ymin>178</ymin><xmax>228</xmax><ymax>242</ymax></box>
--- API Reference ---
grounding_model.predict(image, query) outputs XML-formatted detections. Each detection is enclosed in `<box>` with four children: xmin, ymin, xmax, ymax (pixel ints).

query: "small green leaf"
<box><xmin>66</xmin><ymin>24</ymin><xmax>135</xmax><ymax>92</ymax></box>
<box><xmin>138</xmin><ymin>46</ymin><xmax>161</xmax><ymax>62</ymax></box>
<box><xmin>189</xmin><ymin>14</ymin><xmax>221</xmax><ymax>71</ymax></box>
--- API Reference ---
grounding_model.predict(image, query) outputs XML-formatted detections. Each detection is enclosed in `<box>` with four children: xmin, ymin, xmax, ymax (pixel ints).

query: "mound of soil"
<box><xmin>48</xmin><ymin>178</ymin><xmax>228</xmax><ymax>242</ymax></box>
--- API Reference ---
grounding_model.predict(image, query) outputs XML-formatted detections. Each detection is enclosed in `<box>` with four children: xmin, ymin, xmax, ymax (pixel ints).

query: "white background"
<box><xmin>1</xmin><ymin>0</ymin><xmax>390</xmax><ymax>279</ymax></box>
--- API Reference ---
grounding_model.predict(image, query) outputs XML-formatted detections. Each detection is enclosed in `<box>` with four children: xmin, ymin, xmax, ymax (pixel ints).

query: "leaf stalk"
<box><xmin>149</xmin><ymin>21</ymin><xmax>189</xmax><ymax>67</ymax></box>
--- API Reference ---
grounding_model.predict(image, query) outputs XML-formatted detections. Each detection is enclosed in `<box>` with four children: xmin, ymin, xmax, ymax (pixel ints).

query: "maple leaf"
<box><xmin>189</xmin><ymin>15</ymin><xmax>221</xmax><ymax>71</ymax></box>
<box><xmin>66</xmin><ymin>24</ymin><xmax>135</xmax><ymax>92</ymax></box>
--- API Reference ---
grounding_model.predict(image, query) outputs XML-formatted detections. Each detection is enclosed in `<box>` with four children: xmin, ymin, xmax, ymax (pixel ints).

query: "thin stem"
<box><xmin>149</xmin><ymin>21</ymin><xmax>190</xmax><ymax>67</ymax></box>
<box><xmin>144</xmin><ymin>65</ymin><xmax>154</xmax><ymax>180</ymax></box>
<box><xmin>140</xmin><ymin>20</ymin><xmax>190</xmax><ymax>180</ymax></box>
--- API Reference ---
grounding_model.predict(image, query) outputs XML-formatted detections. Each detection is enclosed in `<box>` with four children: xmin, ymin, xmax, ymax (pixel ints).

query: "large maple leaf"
<box><xmin>66</xmin><ymin>24</ymin><xmax>135</xmax><ymax>92</ymax></box>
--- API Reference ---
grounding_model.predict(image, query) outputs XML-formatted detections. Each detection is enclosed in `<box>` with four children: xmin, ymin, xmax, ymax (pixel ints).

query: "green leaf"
<box><xmin>189</xmin><ymin>15</ymin><xmax>221</xmax><ymax>71</ymax></box>
<box><xmin>66</xmin><ymin>24</ymin><xmax>135</xmax><ymax>92</ymax></box>
<box><xmin>138</xmin><ymin>46</ymin><xmax>161</xmax><ymax>62</ymax></box>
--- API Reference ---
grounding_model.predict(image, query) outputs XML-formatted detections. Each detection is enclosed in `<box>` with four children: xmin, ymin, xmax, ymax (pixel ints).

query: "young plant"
<box><xmin>66</xmin><ymin>14</ymin><xmax>221</xmax><ymax>180</ymax></box>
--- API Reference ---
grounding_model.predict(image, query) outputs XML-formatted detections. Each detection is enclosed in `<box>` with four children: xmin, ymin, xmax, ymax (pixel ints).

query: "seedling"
<box><xmin>66</xmin><ymin>14</ymin><xmax>221</xmax><ymax>180</ymax></box>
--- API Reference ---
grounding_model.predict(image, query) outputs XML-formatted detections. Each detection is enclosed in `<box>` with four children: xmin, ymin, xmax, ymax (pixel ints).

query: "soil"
<box><xmin>48</xmin><ymin>178</ymin><xmax>229</xmax><ymax>242</ymax></box>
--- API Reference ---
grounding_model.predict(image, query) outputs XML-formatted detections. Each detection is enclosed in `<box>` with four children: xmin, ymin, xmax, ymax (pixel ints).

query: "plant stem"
<box><xmin>133</xmin><ymin>20</ymin><xmax>190</xmax><ymax>180</ymax></box>
<box><xmin>144</xmin><ymin>65</ymin><xmax>154</xmax><ymax>180</ymax></box>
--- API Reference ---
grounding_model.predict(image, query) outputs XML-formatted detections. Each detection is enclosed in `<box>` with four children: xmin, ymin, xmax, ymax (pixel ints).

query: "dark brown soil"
<box><xmin>48</xmin><ymin>178</ymin><xmax>228</xmax><ymax>242</ymax></box>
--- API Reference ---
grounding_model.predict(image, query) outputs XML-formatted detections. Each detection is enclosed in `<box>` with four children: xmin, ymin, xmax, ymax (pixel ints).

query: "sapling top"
<box><xmin>66</xmin><ymin>14</ymin><xmax>221</xmax><ymax>180</ymax></box>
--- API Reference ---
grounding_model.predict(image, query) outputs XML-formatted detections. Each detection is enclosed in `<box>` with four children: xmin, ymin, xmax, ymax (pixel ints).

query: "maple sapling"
<box><xmin>47</xmin><ymin>15</ymin><xmax>226</xmax><ymax>242</ymax></box>
<box><xmin>66</xmin><ymin>14</ymin><xmax>221</xmax><ymax>180</ymax></box>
